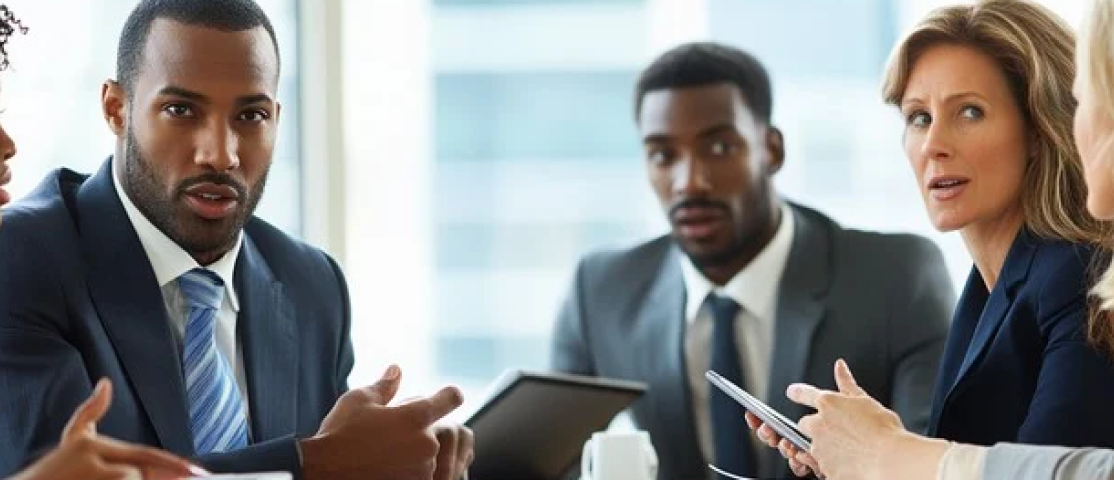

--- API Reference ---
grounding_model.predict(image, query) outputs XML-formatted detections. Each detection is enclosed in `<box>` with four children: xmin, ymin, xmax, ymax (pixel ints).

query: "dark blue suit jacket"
<box><xmin>0</xmin><ymin>160</ymin><xmax>354</xmax><ymax>478</ymax></box>
<box><xmin>927</xmin><ymin>228</ymin><xmax>1114</xmax><ymax>447</ymax></box>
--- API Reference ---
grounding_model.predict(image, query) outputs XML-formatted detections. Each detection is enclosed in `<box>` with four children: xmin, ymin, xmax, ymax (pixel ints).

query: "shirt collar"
<box><xmin>111</xmin><ymin>158</ymin><xmax>242</xmax><ymax>312</ymax></box>
<box><xmin>681</xmin><ymin>202</ymin><xmax>796</xmax><ymax>323</ymax></box>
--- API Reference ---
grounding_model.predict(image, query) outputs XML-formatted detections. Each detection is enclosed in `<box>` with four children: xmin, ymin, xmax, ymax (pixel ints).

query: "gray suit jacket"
<box><xmin>983</xmin><ymin>444</ymin><xmax>1114</xmax><ymax>480</ymax></box>
<box><xmin>550</xmin><ymin>203</ymin><xmax>956</xmax><ymax>480</ymax></box>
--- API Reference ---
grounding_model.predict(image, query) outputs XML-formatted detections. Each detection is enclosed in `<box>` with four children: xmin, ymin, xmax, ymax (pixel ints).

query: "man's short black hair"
<box><xmin>116</xmin><ymin>0</ymin><xmax>280</xmax><ymax>91</ymax></box>
<box><xmin>634</xmin><ymin>42</ymin><xmax>773</xmax><ymax>124</ymax></box>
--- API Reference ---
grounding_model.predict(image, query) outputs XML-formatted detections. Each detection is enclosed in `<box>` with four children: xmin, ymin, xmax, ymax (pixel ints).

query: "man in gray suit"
<box><xmin>550</xmin><ymin>42</ymin><xmax>956</xmax><ymax>480</ymax></box>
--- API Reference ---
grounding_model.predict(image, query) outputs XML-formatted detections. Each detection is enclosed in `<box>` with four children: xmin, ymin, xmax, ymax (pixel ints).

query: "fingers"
<box><xmin>834</xmin><ymin>359</ymin><xmax>866</xmax><ymax>396</ymax></box>
<box><xmin>99</xmin><ymin>464</ymin><xmax>143</xmax><ymax>480</ymax></box>
<box><xmin>457</xmin><ymin>426</ymin><xmax>475</xmax><ymax>478</ymax></box>
<box><xmin>745</xmin><ymin>413</ymin><xmax>780</xmax><ymax>448</ymax></box>
<box><xmin>795</xmin><ymin>451</ymin><xmax>820</xmax><ymax>473</ymax></box>
<box><xmin>756</xmin><ymin>423</ymin><xmax>781</xmax><ymax>449</ymax></box>
<box><xmin>432</xmin><ymin>426</ymin><xmax>458</xmax><ymax>480</ymax></box>
<box><xmin>96</xmin><ymin>436</ymin><xmax>202</xmax><ymax>477</ymax></box>
<box><xmin>744</xmin><ymin>412</ymin><xmax>761</xmax><ymax>431</ymax></box>
<box><xmin>786</xmin><ymin>383</ymin><xmax>823</xmax><ymax>409</ymax></box>
<box><xmin>63</xmin><ymin>378</ymin><xmax>113</xmax><ymax>441</ymax></box>
<box><xmin>364</xmin><ymin>364</ymin><xmax>403</xmax><ymax>406</ymax></box>
<box><xmin>778</xmin><ymin>438</ymin><xmax>798</xmax><ymax>460</ymax></box>
<box><xmin>143</xmin><ymin>465</ymin><xmax>211</xmax><ymax>480</ymax></box>
<box><xmin>400</xmin><ymin>386</ymin><xmax>464</xmax><ymax>428</ymax></box>
<box><xmin>788</xmin><ymin>456</ymin><xmax>813</xmax><ymax>478</ymax></box>
<box><xmin>781</xmin><ymin>439</ymin><xmax>812</xmax><ymax>478</ymax></box>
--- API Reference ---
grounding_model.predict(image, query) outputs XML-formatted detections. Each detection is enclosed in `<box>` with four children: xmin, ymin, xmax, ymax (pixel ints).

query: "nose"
<box><xmin>920</xmin><ymin>121</ymin><xmax>953</xmax><ymax>161</ymax></box>
<box><xmin>672</xmin><ymin>155</ymin><xmax>713</xmax><ymax>196</ymax></box>
<box><xmin>194</xmin><ymin>121</ymin><xmax>239</xmax><ymax>172</ymax></box>
<box><xmin>0</xmin><ymin>121</ymin><xmax>17</xmax><ymax>163</ymax></box>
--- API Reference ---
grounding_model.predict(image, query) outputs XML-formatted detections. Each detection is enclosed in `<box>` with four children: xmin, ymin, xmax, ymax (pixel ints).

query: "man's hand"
<box><xmin>300</xmin><ymin>365</ymin><xmax>472</xmax><ymax>480</ymax></box>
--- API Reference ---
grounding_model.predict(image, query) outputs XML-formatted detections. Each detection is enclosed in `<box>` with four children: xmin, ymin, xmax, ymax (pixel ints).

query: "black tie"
<box><xmin>707</xmin><ymin>294</ymin><xmax>757</xmax><ymax>478</ymax></box>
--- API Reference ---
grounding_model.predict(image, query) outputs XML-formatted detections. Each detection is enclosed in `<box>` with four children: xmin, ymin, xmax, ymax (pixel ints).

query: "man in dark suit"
<box><xmin>550</xmin><ymin>42</ymin><xmax>956</xmax><ymax>480</ymax></box>
<box><xmin>0</xmin><ymin>1</ymin><xmax>471</xmax><ymax>480</ymax></box>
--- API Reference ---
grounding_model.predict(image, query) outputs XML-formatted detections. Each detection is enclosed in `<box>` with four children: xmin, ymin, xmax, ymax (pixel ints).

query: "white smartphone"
<box><xmin>705</xmin><ymin>370</ymin><xmax>812</xmax><ymax>451</ymax></box>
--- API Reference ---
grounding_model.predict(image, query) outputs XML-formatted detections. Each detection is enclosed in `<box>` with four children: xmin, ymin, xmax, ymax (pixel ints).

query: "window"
<box><xmin>341</xmin><ymin>0</ymin><xmax>1095</xmax><ymax>417</ymax></box>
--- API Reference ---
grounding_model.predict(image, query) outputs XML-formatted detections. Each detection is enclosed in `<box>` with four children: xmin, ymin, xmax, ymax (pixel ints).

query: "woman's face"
<box><xmin>900</xmin><ymin>44</ymin><xmax>1029</xmax><ymax>233</ymax></box>
<box><xmin>1074</xmin><ymin>65</ymin><xmax>1114</xmax><ymax>220</ymax></box>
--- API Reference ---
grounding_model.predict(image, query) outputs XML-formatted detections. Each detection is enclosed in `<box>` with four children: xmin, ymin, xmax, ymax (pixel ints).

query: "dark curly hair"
<box><xmin>0</xmin><ymin>4</ymin><xmax>26</xmax><ymax>71</ymax></box>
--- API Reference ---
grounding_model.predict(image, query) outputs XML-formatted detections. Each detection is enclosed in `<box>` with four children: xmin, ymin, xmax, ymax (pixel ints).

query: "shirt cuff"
<box><xmin>937</xmin><ymin>442</ymin><xmax>989</xmax><ymax>480</ymax></box>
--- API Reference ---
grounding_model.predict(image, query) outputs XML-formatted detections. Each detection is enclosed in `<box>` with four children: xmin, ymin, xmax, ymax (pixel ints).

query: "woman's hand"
<box><xmin>785</xmin><ymin>359</ymin><xmax>949</xmax><ymax>480</ymax></box>
<box><xmin>10</xmin><ymin>378</ymin><xmax>208</xmax><ymax>480</ymax></box>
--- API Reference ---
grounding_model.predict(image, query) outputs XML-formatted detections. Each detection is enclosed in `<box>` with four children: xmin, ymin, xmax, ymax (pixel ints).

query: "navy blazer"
<box><xmin>927</xmin><ymin>228</ymin><xmax>1114</xmax><ymax>447</ymax></box>
<box><xmin>0</xmin><ymin>160</ymin><xmax>354</xmax><ymax>478</ymax></box>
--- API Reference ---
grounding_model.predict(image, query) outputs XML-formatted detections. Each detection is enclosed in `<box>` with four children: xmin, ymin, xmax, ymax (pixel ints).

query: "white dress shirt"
<box><xmin>112</xmin><ymin>162</ymin><xmax>252</xmax><ymax>424</ymax></box>
<box><xmin>682</xmin><ymin>203</ymin><xmax>795</xmax><ymax>467</ymax></box>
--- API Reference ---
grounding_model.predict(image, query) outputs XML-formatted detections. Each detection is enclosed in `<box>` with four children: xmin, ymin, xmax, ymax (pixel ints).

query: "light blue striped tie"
<box><xmin>179</xmin><ymin>268</ymin><xmax>248</xmax><ymax>454</ymax></box>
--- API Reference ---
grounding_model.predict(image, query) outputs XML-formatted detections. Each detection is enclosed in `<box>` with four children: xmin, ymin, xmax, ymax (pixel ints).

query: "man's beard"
<box><xmin>122</xmin><ymin>126</ymin><xmax>268</xmax><ymax>260</ymax></box>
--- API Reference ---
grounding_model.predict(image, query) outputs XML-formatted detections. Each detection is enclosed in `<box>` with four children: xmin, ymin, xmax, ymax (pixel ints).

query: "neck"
<box><xmin>960</xmin><ymin>207</ymin><xmax>1024</xmax><ymax>291</ymax></box>
<box><xmin>700</xmin><ymin>205</ymin><xmax>782</xmax><ymax>285</ymax></box>
<box><xmin>191</xmin><ymin>249</ymin><xmax>227</xmax><ymax>267</ymax></box>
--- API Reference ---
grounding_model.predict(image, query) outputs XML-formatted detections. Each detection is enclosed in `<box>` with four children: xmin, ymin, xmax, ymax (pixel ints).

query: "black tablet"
<box><xmin>465</xmin><ymin>370</ymin><xmax>647</xmax><ymax>480</ymax></box>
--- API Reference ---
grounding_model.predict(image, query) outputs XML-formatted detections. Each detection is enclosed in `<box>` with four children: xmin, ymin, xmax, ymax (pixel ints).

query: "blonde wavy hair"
<box><xmin>1082</xmin><ymin>0</ymin><xmax>1114</xmax><ymax>355</ymax></box>
<box><xmin>882</xmin><ymin>0</ymin><xmax>1114</xmax><ymax>353</ymax></box>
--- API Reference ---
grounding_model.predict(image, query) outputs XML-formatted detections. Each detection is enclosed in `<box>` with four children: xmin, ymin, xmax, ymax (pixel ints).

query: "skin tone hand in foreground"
<box><xmin>9</xmin><ymin>378</ymin><xmax>207</xmax><ymax>480</ymax></box>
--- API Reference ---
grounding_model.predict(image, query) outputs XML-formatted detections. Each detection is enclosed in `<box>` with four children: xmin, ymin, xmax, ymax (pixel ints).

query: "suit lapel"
<box><xmin>927</xmin><ymin>267</ymin><xmax>987</xmax><ymax>435</ymax></box>
<box><xmin>766</xmin><ymin>205</ymin><xmax>830</xmax><ymax>412</ymax></box>
<box><xmin>76</xmin><ymin>159</ymin><xmax>195</xmax><ymax>455</ymax></box>
<box><xmin>235</xmin><ymin>233</ymin><xmax>298</xmax><ymax>441</ymax></box>
<box><xmin>763</xmin><ymin>205</ymin><xmax>830</xmax><ymax>479</ymax></box>
<box><xmin>944</xmin><ymin>230</ymin><xmax>1037</xmax><ymax>402</ymax></box>
<box><xmin>637</xmin><ymin>245</ymin><xmax>707</xmax><ymax>478</ymax></box>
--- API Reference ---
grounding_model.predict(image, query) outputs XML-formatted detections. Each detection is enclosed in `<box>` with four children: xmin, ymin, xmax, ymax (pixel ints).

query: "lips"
<box><xmin>673</xmin><ymin>206</ymin><xmax>727</xmax><ymax>240</ymax></box>
<box><xmin>182</xmin><ymin>182</ymin><xmax>240</xmax><ymax>220</ymax></box>
<box><xmin>0</xmin><ymin>162</ymin><xmax>10</xmax><ymax>207</ymax></box>
<box><xmin>927</xmin><ymin>175</ymin><xmax>970</xmax><ymax>202</ymax></box>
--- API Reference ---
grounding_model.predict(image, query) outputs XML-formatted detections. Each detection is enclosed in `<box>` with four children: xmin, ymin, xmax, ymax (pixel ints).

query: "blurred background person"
<box><xmin>551</xmin><ymin>41</ymin><xmax>954</xmax><ymax>480</ymax></box>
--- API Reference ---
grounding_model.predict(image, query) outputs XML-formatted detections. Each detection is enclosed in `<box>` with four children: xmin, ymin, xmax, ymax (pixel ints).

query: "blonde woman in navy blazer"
<box><xmin>874</xmin><ymin>0</ymin><xmax>1114</xmax><ymax>452</ymax></box>
<box><xmin>746</xmin><ymin>0</ymin><xmax>1114</xmax><ymax>478</ymax></box>
<box><xmin>766</xmin><ymin>1</ymin><xmax>1114</xmax><ymax>479</ymax></box>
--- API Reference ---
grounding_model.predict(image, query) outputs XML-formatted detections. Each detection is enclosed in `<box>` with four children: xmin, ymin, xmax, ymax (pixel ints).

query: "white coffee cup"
<box><xmin>581</xmin><ymin>431</ymin><xmax>658</xmax><ymax>480</ymax></box>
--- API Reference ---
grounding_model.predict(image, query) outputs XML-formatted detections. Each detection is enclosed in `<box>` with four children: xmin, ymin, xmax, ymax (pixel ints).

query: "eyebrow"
<box><xmin>696</xmin><ymin>123</ymin><xmax>738</xmax><ymax>139</ymax></box>
<box><xmin>901</xmin><ymin>91</ymin><xmax>988</xmax><ymax>109</ymax></box>
<box><xmin>642</xmin><ymin>122</ymin><xmax>738</xmax><ymax>144</ymax></box>
<box><xmin>157</xmin><ymin>86</ymin><xmax>275</xmax><ymax>107</ymax></box>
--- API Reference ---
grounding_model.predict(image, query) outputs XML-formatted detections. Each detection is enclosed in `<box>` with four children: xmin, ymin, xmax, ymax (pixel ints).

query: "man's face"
<box><xmin>103</xmin><ymin>18</ymin><xmax>281</xmax><ymax>262</ymax></box>
<box><xmin>639</xmin><ymin>83</ymin><xmax>783</xmax><ymax>268</ymax></box>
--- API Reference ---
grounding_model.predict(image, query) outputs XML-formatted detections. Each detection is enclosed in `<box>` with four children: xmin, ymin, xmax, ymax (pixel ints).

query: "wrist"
<box><xmin>298</xmin><ymin>436</ymin><xmax>329</xmax><ymax>480</ymax></box>
<box><xmin>871</xmin><ymin>431</ymin><xmax>950</xmax><ymax>480</ymax></box>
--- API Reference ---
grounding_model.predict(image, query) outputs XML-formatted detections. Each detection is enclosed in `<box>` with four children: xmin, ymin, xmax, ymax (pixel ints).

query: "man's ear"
<box><xmin>101</xmin><ymin>80</ymin><xmax>127</xmax><ymax>137</ymax></box>
<box><xmin>765</xmin><ymin>126</ymin><xmax>785</xmax><ymax>175</ymax></box>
